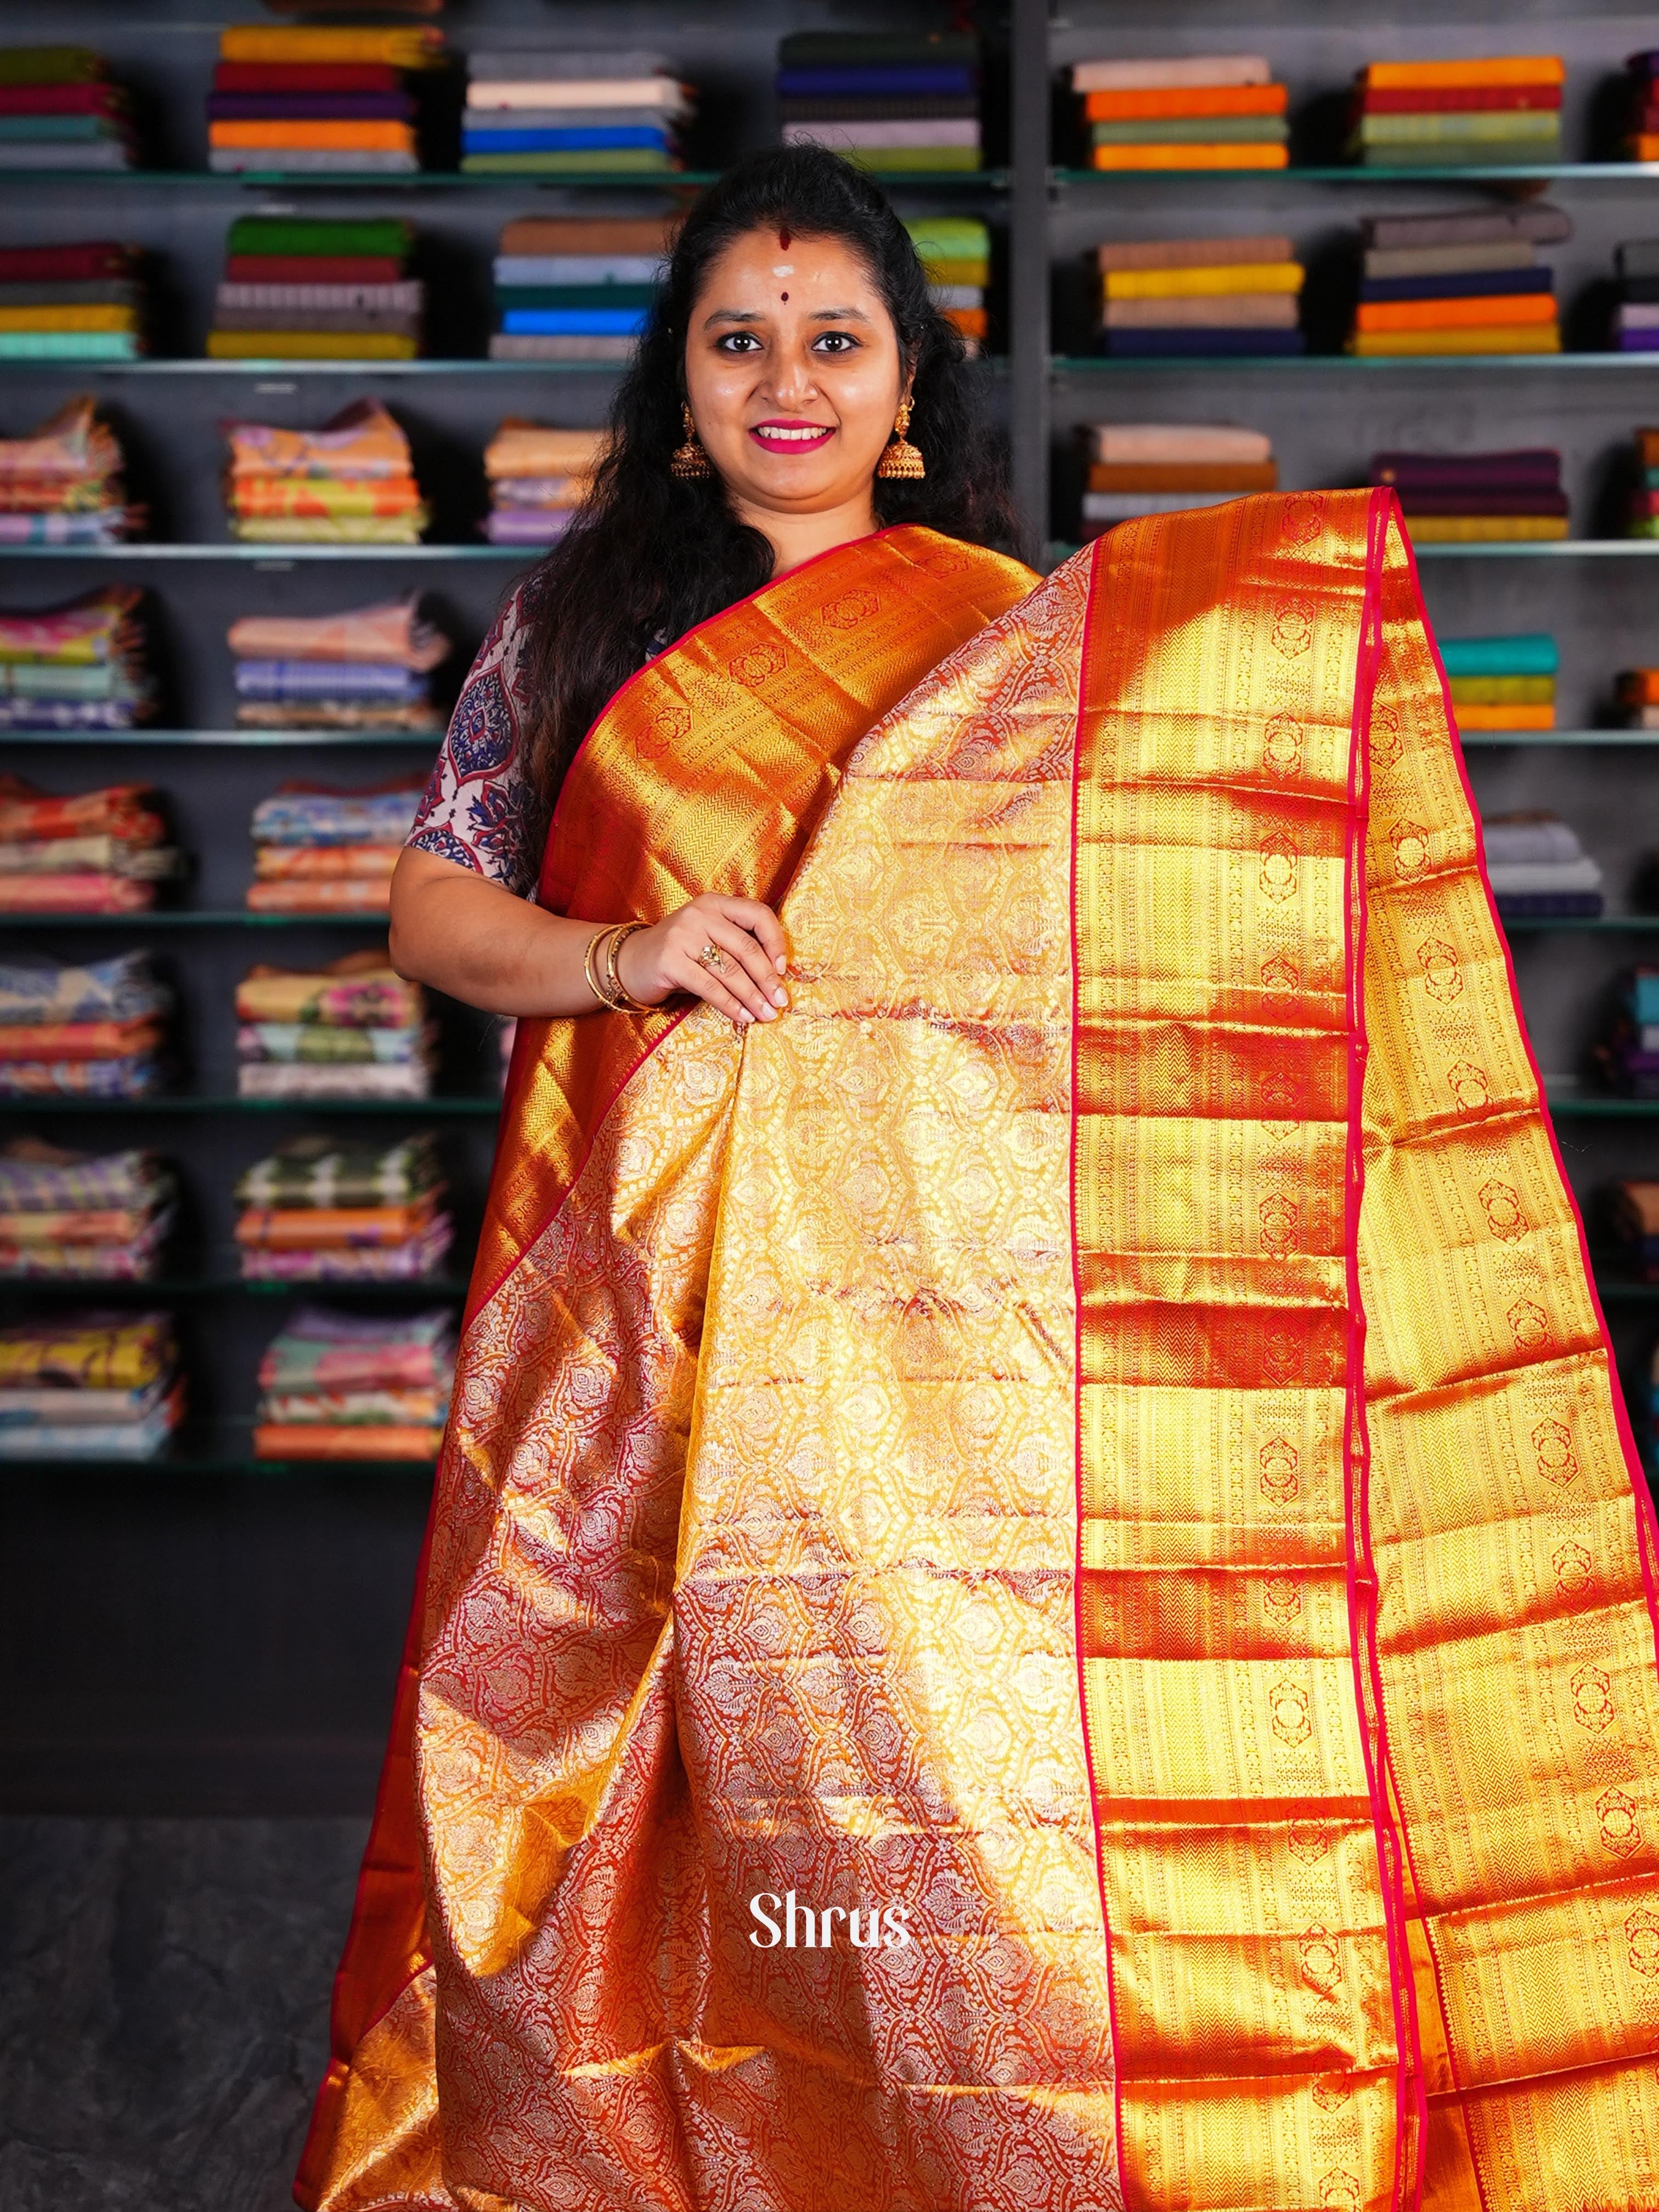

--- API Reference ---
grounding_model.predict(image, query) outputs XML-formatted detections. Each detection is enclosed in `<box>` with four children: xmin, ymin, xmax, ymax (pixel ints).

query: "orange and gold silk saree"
<box><xmin>297</xmin><ymin>503</ymin><xmax>1659</xmax><ymax>2212</ymax></box>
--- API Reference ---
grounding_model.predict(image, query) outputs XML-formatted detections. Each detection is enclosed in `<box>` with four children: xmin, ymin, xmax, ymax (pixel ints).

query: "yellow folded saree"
<box><xmin>298</xmin><ymin>504</ymin><xmax>1659</xmax><ymax>2212</ymax></box>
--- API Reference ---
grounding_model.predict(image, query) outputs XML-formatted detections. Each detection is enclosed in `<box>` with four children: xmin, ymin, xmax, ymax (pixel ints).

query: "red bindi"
<box><xmin>778</xmin><ymin>227</ymin><xmax>791</xmax><ymax>249</ymax></box>
<box><xmin>780</xmin><ymin>291</ymin><xmax>788</xmax><ymax>301</ymax></box>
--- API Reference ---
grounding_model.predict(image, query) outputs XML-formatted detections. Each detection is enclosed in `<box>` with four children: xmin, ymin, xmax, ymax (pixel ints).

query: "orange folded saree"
<box><xmin>298</xmin><ymin>504</ymin><xmax>1659</xmax><ymax>2212</ymax></box>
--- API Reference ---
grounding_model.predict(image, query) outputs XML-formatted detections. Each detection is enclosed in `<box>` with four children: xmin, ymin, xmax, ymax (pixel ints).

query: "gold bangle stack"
<box><xmin>583</xmin><ymin>921</ymin><xmax>653</xmax><ymax>1013</ymax></box>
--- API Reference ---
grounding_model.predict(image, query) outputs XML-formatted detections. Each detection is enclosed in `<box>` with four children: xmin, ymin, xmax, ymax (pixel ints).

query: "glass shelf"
<box><xmin>3</xmin><ymin>727</ymin><xmax>439</xmax><ymax>747</ymax></box>
<box><xmin>1545</xmin><ymin>1087</ymin><xmax>1659</xmax><ymax>1118</ymax></box>
<box><xmin>1506</xmin><ymin>916</ymin><xmax>1659</xmax><ymax>933</ymax></box>
<box><xmin>0</xmin><ymin>911</ymin><xmax>390</xmax><ymax>928</ymax></box>
<box><xmin>6</xmin><ymin>166</ymin><xmax>1007</xmax><ymax>194</ymax></box>
<box><xmin>1045</xmin><ymin>539</ymin><xmax>1659</xmax><ymax>567</ymax></box>
<box><xmin>0</xmin><ymin>1094</ymin><xmax>500</xmax><ymax>1115</ymax></box>
<box><xmin>1053</xmin><ymin>162</ymin><xmax>1659</xmax><ymax>188</ymax></box>
<box><xmin>0</xmin><ymin>544</ymin><xmax>528</xmax><ymax>562</ymax></box>
<box><xmin>0</xmin><ymin>1418</ymin><xmax>439</xmax><ymax>1479</ymax></box>
<box><xmin>0</xmin><ymin>1273</ymin><xmax>470</xmax><ymax>1299</ymax></box>
<box><xmin>0</xmin><ymin>358</ymin><xmax>629</xmax><ymax>378</ymax></box>
<box><xmin>1462</xmin><ymin>730</ymin><xmax>1659</xmax><ymax>748</ymax></box>
<box><xmin>1053</xmin><ymin>354</ymin><xmax>1659</xmax><ymax>374</ymax></box>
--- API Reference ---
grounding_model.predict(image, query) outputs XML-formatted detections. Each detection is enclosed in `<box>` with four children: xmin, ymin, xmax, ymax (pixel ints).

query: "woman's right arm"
<box><xmin>388</xmin><ymin>847</ymin><xmax>791</xmax><ymax>1025</ymax></box>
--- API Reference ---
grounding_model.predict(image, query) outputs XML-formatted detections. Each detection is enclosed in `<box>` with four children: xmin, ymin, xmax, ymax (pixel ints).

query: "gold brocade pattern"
<box><xmin>302</xmin><ymin>495</ymin><xmax>1659</xmax><ymax>2212</ymax></box>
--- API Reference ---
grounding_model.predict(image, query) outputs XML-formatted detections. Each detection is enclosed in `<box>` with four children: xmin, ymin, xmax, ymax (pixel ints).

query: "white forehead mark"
<box><xmin>772</xmin><ymin>263</ymin><xmax>794</xmax><ymax>275</ymax></box>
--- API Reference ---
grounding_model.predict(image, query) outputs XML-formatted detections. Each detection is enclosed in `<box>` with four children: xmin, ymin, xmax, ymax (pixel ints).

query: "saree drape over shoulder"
<box><xmin>297</xmin><ymin>505</ymin><xmax>1659</xmax><ymax>2212</ymax></box>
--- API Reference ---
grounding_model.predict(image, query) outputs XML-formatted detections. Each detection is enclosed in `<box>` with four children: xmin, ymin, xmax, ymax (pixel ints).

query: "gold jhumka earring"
<box><xmin>874</xmin><ymin>397</ymin><xmax>925</xmax><ymax>480</ymax></box>
<box><xmin>670</xmin><ymin>403</ymin><xmax>712</xmax><ymax>478</ymax></box>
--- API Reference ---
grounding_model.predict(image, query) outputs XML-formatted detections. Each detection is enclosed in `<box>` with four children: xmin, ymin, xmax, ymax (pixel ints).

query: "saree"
<box><xmin>297</xmin><ymin>503</ymin><xmax>1659</xmax><ymax>2212</ymax></box>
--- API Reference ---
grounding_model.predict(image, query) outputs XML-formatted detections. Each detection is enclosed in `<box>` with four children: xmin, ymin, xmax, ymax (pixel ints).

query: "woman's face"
<box><xmin>682</xmin><ymin>225</ymin><xmax>908</xmax><ymax>520</ymax></box>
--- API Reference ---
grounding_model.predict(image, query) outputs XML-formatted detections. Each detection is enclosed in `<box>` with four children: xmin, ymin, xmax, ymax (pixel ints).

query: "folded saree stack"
<box><xmin>229</xmin><ymin>595</ymin><xmax>448</xmax><ymax>742</ymax></box>
<box><xmin>223</xmin><ymin>397</ymin><xmax>426</xmax><ymax>543</ymax></box>
<box><xmin>462</xmin><ymin>47</ymin><xmax>690</xmax><ymax>176</ymax></box>
<box><xmin>1094</xmin><ymin>233</ymin><xmax>1305</xmax><ymax>356</ymax></box>
<box><xmin>208</xmin><ymin>20</ymin><xmax>446</xmax><ymax>175</ymax></box>
<box><xmin>1371</xmin><ymin>444</ymin><xmax>1567</xmax><ymax>541</ymax></box>
<box><xmin>1612</xmin><ymin>49</ymin><xmax>1659</xmax><ymax>161</ymax></box>
<box><xmin>0</xmin><ymin>586</ymin><xmax>153</xmax><ymax>729</ymax></box>
<box><xmin>234</xmin><ymin>947</ymin><xmax>431</xmax><ymax>1098</ymax></box>
<box><xmin>0</xmin><ymin>776</ymin><xmax>180</xmax><ymax>912</ymax></box>
<box><xmin>246</xmin><ymin>778</ymin><xmax>424</xmax><ymax>914</ymax></box>
<box><xmin>1628</xmin><ymin>427</ymin><xmax>1659</xmax><ymax>538</ymax></box>
<box><xmin>0</xmin><ymin>242</ymin><xmax>146</xmax><ymax>362</ymax></box>
<box><xmin>0</xmin><ymin>398</ymin><xmax>138</xmax><ymax>545</ymax></box>
<box><xmin>1598</xmin><ymin>971</ymin><xmax>1659</xmax><ymax>1097</ymax></box>
<box><xmin>1071</xmin><ymin>52</ymin><xmax>1288</xmax><ymax>171</ymax></box>
<box><xmin>1348</xmin><ymin>204</ymin><xmax>1567</xmax><ymax>357</ymax></box>
<box><xmin>778</xmin><ymin>31</ymin><xmax>981</xmax><ymax>174</ymax></box>
<box><xmin>1609</xmin><ymin>1178</ymin><xmax>1659</xmax><ymax>1282</ymax></box>
<box><xmin>1481</xmin><ymin>810</ymin><xmax>1602</xmax><ymax>918</ymax></box>
<box><xmin>1346</xmin><ymin>53</ymin><xmax>1565</xmax><ymax>167</ymax></box>
<box><xmin>1440</xmin><ymin>630</ymin><xmax>1558</xmax><ymax>730</ymax></box>
<box><xmin>1610</xmin><ymin>241</ymin><xmax>1659</xmax><ymax>353</ymax></box>
<box><xmin>253</xmin><ymin>1302</ymin><xmax>454</xmax><ymax>1460</ymax></box>
<box><xmin>0</xmin><ymin>44</ymin><xmax>136</xmax><ymax>171</ymax></box>
<box><xmin>235</xmin><ymin>1131</ymin><xmax>450</xmax><ymax>1283</ymax></box>
<box><xmin>1618</xmin><ymin>660</ymin><xmax>1659</xmax><ymax>725</ymax></box>
<box><xmin>905</xmin><ymin>218</ymin><xmax>988</xmax><ymax>352</ymax></box>
<box><xmin>0</xmin><ymin>1137</ymin><xmax>174</xmax><ymax>1280</ymax></box>
<box><xmin>1080</xmin><ymin>421</ymin><xmax>1276</xmax><ymax>535</ymax></box>
<box><xmin>483</xmin><ymin>420</ymin><xmax>603</xmax><ymax>545</ymax></box>
<box><xmin>0</xmin><ymin>950</ymin><xmax>168</xmax><ymax>1099</ymax></box>
<box><xmin>0</xmin><ymin>1310</ymin><xmax>180</xmax><ymax>1461</ymax></box>
<box><xmin>208</xmin><ymin>216</ymin><xmax>420</xmax><ymax>362</ymax></box>
<box><xmin>489</xmin><ymin>213</ymin><xmax>672</xmax><ymax>363</ymax></box>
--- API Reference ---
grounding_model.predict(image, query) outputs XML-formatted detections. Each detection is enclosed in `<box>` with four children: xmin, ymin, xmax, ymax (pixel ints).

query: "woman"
<box><xmin>299</xmin><ymin>150</ymin><xmax>1659</xmax><ymax>2212</ymax></box>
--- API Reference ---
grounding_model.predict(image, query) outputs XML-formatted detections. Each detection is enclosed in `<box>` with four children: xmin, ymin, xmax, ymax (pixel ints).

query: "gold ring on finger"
<box><xmin>696</xmin><ymin>942</ymin><xmax>727</xmax><ymax>973</ymax></box>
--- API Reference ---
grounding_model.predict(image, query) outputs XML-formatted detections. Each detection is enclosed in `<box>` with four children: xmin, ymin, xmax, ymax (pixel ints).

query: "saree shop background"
<box><xmin>2</xmin><ymin>0</ymin><xmax>1658</xmax><ymax>2203</ymax></box>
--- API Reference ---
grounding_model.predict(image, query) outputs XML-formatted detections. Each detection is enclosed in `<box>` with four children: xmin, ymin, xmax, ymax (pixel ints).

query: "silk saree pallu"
<box><xmin>299</xmin><ymin>496</ymin><xmax>1659</xmax><ymax>2212</ymax></box>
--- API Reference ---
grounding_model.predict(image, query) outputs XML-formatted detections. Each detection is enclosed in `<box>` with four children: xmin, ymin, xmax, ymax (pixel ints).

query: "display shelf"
<box><xmin>1053</xmin><ymin>163</ymin><xmax>1659</xmax><ymax>187</ymax></box>
<box><xmin>0</xmin><ymin>1418</ymin><xmax>439</xmax><ymax>1479</ymax></box>
<box><xmin>0</xmin><ymin>1272</ymin><xmax>470</xmax><ymax>1299</ymax></box>
<box><xmin>1461</xmin><ymin>730</ymin><xmax>1659</xmax><ymax>749</ymax></box>
<box><xmin>0</xmin><ymin>544</ymin><xmax>529</xmax><ymax>562</ymax></box>
<box><xmin>7</xmin><ymin>166</ymin><xmax>1008</xmax><ymax>193</ymax></box>
<box><xmin>0</xmin><ymin>359</ymin><xmax>628</xmax><ymax>379</ymax></box>
<box><xmin>0</xmin><ymin>1095</ymin><xmax>500</xmax><ymax>1116</ymax></box>
<box><xmin>1545</xmin><ymin>1088</ymin><xmax>1659</xmax><ymax>1118</ymax></box>
<box><xmin>3</xmin><ymin>729</ymin><xmax>439</xmax><ymax>748</ymax></box>
<box><xmin>1053</xmin><ymin>355</ymin><xmax>1658</xmax><ymax>374</ymax></box>
<box><xmin>1505</xmin><ymin>915</ymin><xmax>1659</xmax><ymax>933</ymax></box>
<box><xmin>0</xmin><ymin>910</ymin><xmax>391</xmax><ymax>929</ymax></box>
<box><xmin>1043</xmin><ymin>540</ymin><xmax>1659</xmax><ymax>567</ymax></box>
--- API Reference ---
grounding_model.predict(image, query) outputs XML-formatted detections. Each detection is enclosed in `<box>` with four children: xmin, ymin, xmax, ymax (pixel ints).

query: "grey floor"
<box><xmin>0</xmin><ymin>1818</ymin><xmax>368</xmax><ymax>2212</ymax></box>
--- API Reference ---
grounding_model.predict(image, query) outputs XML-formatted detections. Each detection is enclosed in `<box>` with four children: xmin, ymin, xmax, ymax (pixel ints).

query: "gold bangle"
<box><xmin>602</xmin><ymin>919</ymin><xmax>654</xmax><ymax>1013</ymax></box>
<box><xmin>582</xmin><ymin>926</ymin><xmax>617</xmax><ymax>1009</ymax></box>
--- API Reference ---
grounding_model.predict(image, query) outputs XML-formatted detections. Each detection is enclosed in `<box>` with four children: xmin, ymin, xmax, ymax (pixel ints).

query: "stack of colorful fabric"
<box><xmin>1371</xmin><ymin>447</ymin><xmax>1567</xmax><ymax>542</ymax></box>
<box><xmin>0</xmin><ymin>1137</ymin><xmax>174</xmax><ymax>1280</ymax></box>
<box><xmin>0</xmin><ymin>950</ymin><xmax>168</xmax><ymax>1100</ymax></box>
<box><xmin>462</xmin><ymin>48</ymin><xmax>689</xmax><ymax>176</ymax></box>
<box><xmin>1481</xmin><ymin>813</ymin><xmax>1602</xmax><ymax>919</ymax></box>
<box><xmin>1094</xmin><ymin>235</ymin><xmax>1304</xmax><ymax>357</ymax></box>
<box><xmin>1071</xmin><ymin>54</ymin><xmax>1287</xmax><ymax>171</ymax></box>
<box><xmin>1079</xmin><ymin>422</ymin><xmax>1276</xmax><ymax>539</ymax></box>
<box><xmin>1611</xmin><ymin>242</ymin><xmax>1659</xmax><ymax>353</ymax></box>
<box><xmin>0</xmin><ymin>1310</ymin><xmax>180</xmax><ymax>1462</ymax></box>
<box><xmin>483</xmin><ymin>421</ymin><xmax>603</xmax><ymax>546</ymax></box>
<box><xmin>778</xmin><ymin>31</ymin><xmax>980</xmax><ymax>174</ymax></box>
<box><xmin>488</xmin><ymin>213</ymin><xmax>672</xmax><ymax>364</ymax></box>
<box><xmin>1617</xmin><ymin>662</ymin><xmax>1659</xmax><ymax>726</ymax></box>
<box><xmin>253</xmin><ymin>1303</ymin><xmax>454</xmax><ymax>1462</ymax></box>
<box><xmin>0</xmin><ymin>45</ymin><xmax>136</xmax><ymax>171</ymax></box>
<box><xmin>0</xmin><ymin>398</ymin><xmax>137</xmax><ymax>546</ymax></box>
<box><xmin>229</xmin><ymin>596</ymin><xmax>448</xmax><ymax>740</ymax></box>
<box><xmin>0</xmin><ymin>242</ymin><xmax>145</xmax><ymax>362</ymax></box>
<box><xmin>1630</xmin><ymin>428</ymin><xmax>1659</xmax><ymax>538</ymax></box>
<box><xmin>207</xmin><ymin>20</ymin><xmax>445</xmax><ymax>176</ymax></box>
<box><xmin>0</xmin><ymin>777</ymin><xmax>180</xmax><ymax>913</ymax></box>
<box><xmin>1598</xmin><ymin>974</ymin><xmax>1659</xmax><ymax>1098</ymax></box>
<box><xmin>1609</xmin><ymin>1179</ymin><xmax>1659</xmax><ymax>1280</ymax></box>
<box><xmin>1440</xmin><ymin>633</ymin><xmax>1558</xmax><ymax>733</ymax></box>
<box><xmin>1346</xmin><ymin>55</ymin><xmax>1564</xmax><ymax>167</ymax></box>
<box><xmin>905</xmin><ymin>219</ymin><xmax>988</xmax><ymax>354</ymax></box>
<box><xmin>223</xmin><ymin>398</ymin><xmax>426</xmax><ymax>544</ymax></box>
<box><xmin>1348</xmin><ymin>205</ymin><xmax>1568</xmax><ymax>357</ymax></box>
<box><xmin>207</xmin><ymin>216</ymin><xmax>420</xmax><ymax>363</ymax></box>
<box><xmin>234</xmin><ymin>948</ymin><xmax>431</xmax><ymax>1099</ymax></box>
<box><xmin>246</xmin><ymin>778</ymin><xmax>424</xmax><ymax>915</ymax></box>
<box><xmin>235</xmin><ymin>1131</ymin><xmax>449</xmax><ymax>1284</ymax></box>
<box><xmin>1609</xmin><ymin>49</ymin><xmax>1659</xmax><ymax>160</ymax></box>
<box><xmin>0</xmin><ymin>586</ymin><xmax>153</xmax><ymax>730</ymax></box>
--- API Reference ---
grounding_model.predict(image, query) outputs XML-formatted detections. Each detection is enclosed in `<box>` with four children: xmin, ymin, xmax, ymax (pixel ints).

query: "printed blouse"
<box><xmin>405</xmin><ymin>580</ymin><xmax>549</xmax><ymax>900</ymax></box>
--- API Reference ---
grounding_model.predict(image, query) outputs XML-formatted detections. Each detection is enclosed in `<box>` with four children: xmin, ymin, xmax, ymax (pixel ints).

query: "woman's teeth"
<box><xmin>754</xmin><ymin>425</ymin><xmax>830</xmax><ymax>444</ymax></box>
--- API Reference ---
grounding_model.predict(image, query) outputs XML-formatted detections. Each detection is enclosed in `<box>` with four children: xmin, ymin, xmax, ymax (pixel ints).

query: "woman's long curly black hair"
<box><xmin>515</xmin><ymin>144</ymin><xmax>1022</xmax><ymax>800</ymax></box>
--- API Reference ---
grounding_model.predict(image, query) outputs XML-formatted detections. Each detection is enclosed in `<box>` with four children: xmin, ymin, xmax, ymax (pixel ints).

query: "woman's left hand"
<box><xmin>615</xmin><ymin>892</ymin><xmax>791</xmax><ymax>1024</ymax></box>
